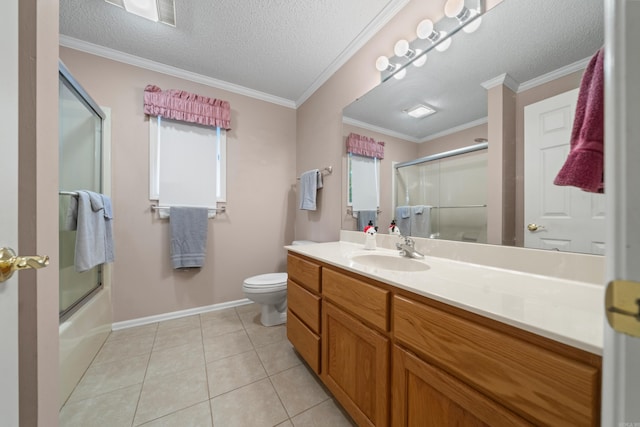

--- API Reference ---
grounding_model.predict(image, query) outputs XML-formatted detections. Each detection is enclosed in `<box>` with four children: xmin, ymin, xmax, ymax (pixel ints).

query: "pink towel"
<box><xmin>554</xmin><ymin>48</ymin><xmax>604</xmax><ymax>193</ymax></box>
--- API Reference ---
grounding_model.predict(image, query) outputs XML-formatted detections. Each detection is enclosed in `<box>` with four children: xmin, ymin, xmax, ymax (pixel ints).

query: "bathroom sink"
<box><xmin>349</xmin><ymin>254</ymin><xmax>430</xmax><ymax>272</ymax></box>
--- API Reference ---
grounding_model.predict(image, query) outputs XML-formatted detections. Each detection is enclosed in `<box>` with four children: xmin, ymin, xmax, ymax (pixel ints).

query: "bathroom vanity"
<box><xmin>286</xmin><ymin>240</ymin><xmax>602</xmax><ymax>427</ymax></box>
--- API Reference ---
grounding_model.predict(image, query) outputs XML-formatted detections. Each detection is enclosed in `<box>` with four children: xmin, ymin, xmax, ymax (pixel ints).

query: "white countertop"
<box><xmin>286</xmin><ymin>241</ymin><xmax>604</xmax><ymax>355</ymax></box>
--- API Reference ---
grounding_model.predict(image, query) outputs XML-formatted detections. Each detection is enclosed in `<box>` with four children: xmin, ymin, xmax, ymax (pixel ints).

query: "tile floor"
<box><xmin>59</xmin><ymin>303</ymin><xmax>356</xmax><ymax>427</ymax></box>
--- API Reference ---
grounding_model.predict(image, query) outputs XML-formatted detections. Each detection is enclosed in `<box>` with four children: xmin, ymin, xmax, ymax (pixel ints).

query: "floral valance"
<box><xmin>346</xmin><ymin>132</ymin><xmax>384</xmax><ymax>159</ymax></box>
<box><xmin>143</xmin><ymin>85</ymin><xmax>231</xmax><ymax>130</ymax></box>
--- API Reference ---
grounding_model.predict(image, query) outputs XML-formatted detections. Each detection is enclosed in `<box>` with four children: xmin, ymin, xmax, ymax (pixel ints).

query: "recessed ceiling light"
<box><xmin>105</xmin><ymin>0</ymin><xmax>176</xmax><ymax>26</ymax></box>
<box><xmin>405</xmin><ymin>104</ymin><xmax>436</xmax><ymax>119</ymax></box>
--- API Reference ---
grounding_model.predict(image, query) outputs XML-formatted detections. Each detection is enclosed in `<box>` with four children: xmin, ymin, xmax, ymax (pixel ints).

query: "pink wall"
<box><xmin>60</xmin><ymin>48</ymin><xmax>297</xmax><ymax>322</ymax></box>
<box><xmin>417</xmin><ymin>124</ymin><xmax>488</xmax><ymax>157</ymax></box>
<box><xmin>341</xmin><ymin>124</ymin><xmax>418</xmax><ymax>232</ymax></box>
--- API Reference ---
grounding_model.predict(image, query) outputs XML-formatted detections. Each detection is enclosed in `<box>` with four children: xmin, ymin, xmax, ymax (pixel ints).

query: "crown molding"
<box><xmin>59</xmin><ymin>35</ymin><xmax>297</xmax><ymax>109</ymax></box>
<box><xmin>481</xmin><ymin>73</ymin><xmax>520</xmax><ymax>92</ymax></box>
<box><xmin>517</xmin><ymin>55</ymin><xmax>591</xmax><ymax>93</ymax></box>
<box><xmin>419</xmin><ymin>117</ymin><xmax>488</xmax><ymax>143</ymax></box>
<box><xmin>342</xmin><ymin>116</ymin><xmax>420</xmax><ymax>143</ymax></box>
<box><xmin>295</xmin><ymin>0</ymin><xmax>411</xmax><ymax>107</ymax></box>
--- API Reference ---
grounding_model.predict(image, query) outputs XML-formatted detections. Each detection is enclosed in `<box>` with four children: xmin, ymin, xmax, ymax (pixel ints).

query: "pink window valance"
<box><xmin>143</xmin><ymin>85</ymin><xmax>231</xmax><ymax>130</ymax></box>
<box><xmin>346</xmin><ymin>132</ymin><xmax>385</xmax><ymax>159</ymax></box>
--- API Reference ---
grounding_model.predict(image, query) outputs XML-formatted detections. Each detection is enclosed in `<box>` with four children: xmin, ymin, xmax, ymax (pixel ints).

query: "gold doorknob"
<box><xmin>0</xmin><ymin>247</ymin><xmax>49</xmax><ymax>283</ymax></box>
<box><xmin>527</xmin><ymin>223</ymin><xmax>545</xmax><ymax>232</ymax></box>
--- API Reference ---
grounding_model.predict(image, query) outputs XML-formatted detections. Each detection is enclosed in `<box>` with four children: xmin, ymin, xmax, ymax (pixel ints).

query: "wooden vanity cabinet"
<box><xmin>286</xmin><ymin>253</ymin><xmax>602</xmax><ymax>427</ymax></box>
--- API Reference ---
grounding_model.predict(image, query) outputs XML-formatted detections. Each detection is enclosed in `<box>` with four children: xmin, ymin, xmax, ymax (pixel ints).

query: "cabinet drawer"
<box><xmin>287</xmin><ymin>309</ymin><xmax>320</xmax><ymax>374</ymax></box>
<box><xmin>288</xmin><ymin>279</ymin><xmax>321</xmax><ymax>333</ymax></box>
<box><xmin>393</xmin><ymin>295</ymin><xmax>600</xmax><ymax>426</ymax></box>
<box><xmin>287</xmin><ymin>254</ymin><xmax>321</xmax><ymax>293</ymax></box>
<box><xmin>323</xmin><ymin>268</ymin><xmax>389</xmax><ymax>331</ymax></box>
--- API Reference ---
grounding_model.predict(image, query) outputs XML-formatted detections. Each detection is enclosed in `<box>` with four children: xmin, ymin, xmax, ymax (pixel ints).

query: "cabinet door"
<box><xmin>322</xmin><ymin>301</ymin><xmax>389</xmax><ymax>427</ymax></box>
<box><xmin>392</xmin><ymin>345</ymin><xmax>532</xmax><ymax>427</ymax></box>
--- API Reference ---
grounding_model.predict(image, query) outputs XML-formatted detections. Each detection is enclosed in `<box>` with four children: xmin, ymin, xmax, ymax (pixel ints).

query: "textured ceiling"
<box><xmin>59</xmin><ymin>0</ymin><xmax>403</xmax><ymax>105</ymax></box>
<box><xmin>343</xmin><ymin>0</ymin><xmax>604</xmax><ymax>142</ymax></box>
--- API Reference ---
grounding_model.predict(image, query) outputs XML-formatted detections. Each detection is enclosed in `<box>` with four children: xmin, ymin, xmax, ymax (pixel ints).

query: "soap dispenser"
<box><xmin>363</xmin><ymin>220</ymin><xmax>378</xmax><ymax>250</ymax></box>
<box><xmin>388</xmin><ymin>219</ymin><xmax>401</xmax><ymax>235</ymax></box>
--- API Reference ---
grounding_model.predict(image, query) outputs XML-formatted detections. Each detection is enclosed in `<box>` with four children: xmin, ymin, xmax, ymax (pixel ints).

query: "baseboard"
<box><xmin>111</xmin><ymin>298</ymin><xmax>254</xmax><ymax>331</ymax></box>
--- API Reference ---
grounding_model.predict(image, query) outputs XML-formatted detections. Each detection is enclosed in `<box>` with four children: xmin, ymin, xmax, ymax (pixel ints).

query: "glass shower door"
<box><xmin>58</xmin><ymin>62</ymin><xmax>105</xmax><ymax>320</ymax></box>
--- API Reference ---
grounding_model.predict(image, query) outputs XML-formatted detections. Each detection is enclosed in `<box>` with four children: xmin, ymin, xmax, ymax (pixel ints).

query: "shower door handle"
<box><xmin>0</xmin><ymin>247</ymin><xmax>49</xmax><ymax>283</ymax></box>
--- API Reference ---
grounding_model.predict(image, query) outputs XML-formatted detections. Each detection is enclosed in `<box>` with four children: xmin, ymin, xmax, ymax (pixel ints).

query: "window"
<box><xmin>149</xmin><ymin>116</ymin><xmax>226</xmax><ymax>205</ymax></box>
<box><xmin>348</xmin><ymin>153</ymin><xmax>380</xmax><ymax>210</ymax></box>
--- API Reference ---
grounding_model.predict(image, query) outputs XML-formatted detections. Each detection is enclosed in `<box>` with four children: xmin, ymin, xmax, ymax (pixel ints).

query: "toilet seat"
<box><xmin>243</xmin><ymin>273</ymin><xmax>287</xmax><ymax>293</ymax></box>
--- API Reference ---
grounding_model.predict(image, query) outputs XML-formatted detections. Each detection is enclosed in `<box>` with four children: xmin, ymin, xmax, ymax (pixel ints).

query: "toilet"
<box><xmin>242</xmin><ymin>241</ymin><xmax>315</xmax><ymax>326</ymax></box>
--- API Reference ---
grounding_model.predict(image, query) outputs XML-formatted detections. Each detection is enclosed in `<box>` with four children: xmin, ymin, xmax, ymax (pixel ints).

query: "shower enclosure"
<box><xmin>58</xmin><ymin>61</ymin><xmax>105</xmax><ymax>321</ymax></box>
<box><xmin>395</xmin><ymin>143</ymin><xmax>488</xmax><ymax>243</ymax></box>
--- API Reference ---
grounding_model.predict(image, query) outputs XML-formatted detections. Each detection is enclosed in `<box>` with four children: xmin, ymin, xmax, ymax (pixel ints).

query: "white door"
<box><xmin>524</xmin><ymin>88</ymin><xmax>605</xmax><ymax>254</ymax></box>
<box><xmin>0</xmin><ymin>0</ymin><xmax>20</xmax><ymax>424</ymax></box>
<box><xmin>602</xmin><ymin>0</ymin><xmax>640</xmax><ymax>424</ymax></box>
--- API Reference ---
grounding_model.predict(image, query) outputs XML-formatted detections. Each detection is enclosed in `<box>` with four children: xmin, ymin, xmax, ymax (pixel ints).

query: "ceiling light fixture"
<box><xmin>416</xmin><ymin>19</ymin><xmax>452</xmax><ymax>52</ymax></box>
<box><xmin>405</xmin><ymin>104</ymin><xmax>436</xmax><ymax>119</ymax></box>
<box><xmin>394</xmin><ymin>40</ymin><xmax>427</xmax><ymax>67</ymax></box>
<box><xmin>105</xmin><ymin>0</ymin><xmax>176</xmax><ymax>26</ymax></box>
<box><xmin>444</xmin><ymin>0</ymin><xmax>482</xmax><ymax>33</ymax></box>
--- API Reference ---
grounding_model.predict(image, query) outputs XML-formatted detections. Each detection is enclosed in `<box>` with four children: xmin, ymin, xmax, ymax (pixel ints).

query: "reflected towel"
<box><xmin>554</xmin><ymin>48</ymin><xmax>604</xmax><ymax>193</ymax></box>
<box><xmin>410</xmin><ymin>205</ymin><xmax>432</xmax><ymax>238</ymax></box>
<box><xmin>356</xmin><ymin>210</ymin><xmax>377</xmax><ymax>231</ymax></box>
<box><xmin>299</xmin><ymin>169</ymin><xmax>322</xmax><ymax>210</ymax></box>
<box><xmin>75</xmin><ymin>191</ymin><xmax>115</xmax><ymax>272</ymax></box>
<box><xmin>170</xmin><ymin>207</ymin><xmax>208</xmax><ymax>269</ymax></box>
<box><xmin>395</xmin><ymin>206</ymin><xmax>412</xmax><ymax>236</ymax></box>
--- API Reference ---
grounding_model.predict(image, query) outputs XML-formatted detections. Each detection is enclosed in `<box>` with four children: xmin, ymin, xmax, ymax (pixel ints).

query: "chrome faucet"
<box><xmin>396</xmin><ymin>235</ymin><xmax>424</xmax><ymax>259</ymax></box>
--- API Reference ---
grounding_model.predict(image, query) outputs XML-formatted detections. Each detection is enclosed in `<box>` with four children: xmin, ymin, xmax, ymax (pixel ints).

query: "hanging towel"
<box><xmin>356</xmin><ymin>210</ymin><xmax>377</xmax><ymax>231</ymax></box>
<box><xmin>410</xmin><ymin>205</ymin><xmax>432</xmax><ymax>238</ymax></box>
<box><xmin>554</xmin><ymin>48</ymin><xmax>604</xmax><ymax>193</ymax></box>
<box><xmin>395</xmin><ymin>206</ymin><xmax>412</xmax><ymax>236</ymax></box>
<box><xmin>169</xmin><ymin>206</ymin><xmax>208</xmax><ymax>269</ymax></box>
<box><xmin>299</xmin><ymin>169</ymin><xmax>322</xmax><ymax>210</ymax></box>
<box><xmin>75</xmin><ymin>191</ymin><xmax>115</xmax><ymax>272</ymax></box>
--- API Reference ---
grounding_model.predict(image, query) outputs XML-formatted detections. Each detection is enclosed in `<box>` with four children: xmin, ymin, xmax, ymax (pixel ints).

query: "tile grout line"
<box><xmin>130</xmin><ymin>322</ymin><xmax>159</xmax><ymax>427</ymax></box>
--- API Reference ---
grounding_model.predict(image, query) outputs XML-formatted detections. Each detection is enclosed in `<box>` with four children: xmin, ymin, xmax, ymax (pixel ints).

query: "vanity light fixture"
<box><xmin>444</xmin><ymin>0</ymin><xmax>482</xmax><ymax>33</ymax></box>
<box><xmin>375</xmin><ymin>56</ymin><xmax>398</xmax><ymax>73</ymax></box>
<box><xmin>405</xmin><ymin>104</ymin><xmax>436</xmax><ymax>119</ymax></box>
<box><xmin>416</xmin><ymin>19</ymin><xmax>452</xmax><ymax>52</ymax></box>
<box><xmin>105</xmin><ymin>0</ymin><xmax>176</xmax><ymax>26</ymax></box>
<box><xmin>394</xmin><ymin>40</ymin><xmax>427</xmax><ymax>67</ymax></box>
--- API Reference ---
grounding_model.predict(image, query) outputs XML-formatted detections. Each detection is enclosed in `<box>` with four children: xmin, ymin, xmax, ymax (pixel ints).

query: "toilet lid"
<box><xmin>243</xmin><ymin>273</ymin><xmax>287</xmax><ymax>288</ymax></box>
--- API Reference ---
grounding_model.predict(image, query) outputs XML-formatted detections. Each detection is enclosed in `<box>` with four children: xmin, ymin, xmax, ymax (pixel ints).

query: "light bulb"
<box><xmin>375</xmin><ymin>56</ymin><xmax>390</xmax><ymax>72</ymax></box>
<box><xmin>435</xmin><ymin>32</ymin><xmax>452</xmax><ymax>52</ymax></box>
<box><xmin>463</xmin><ymin>15</ymin><xmax>482</xmax><ymax>33</ymax></box>
<box><xmin>393</xmin><ymin>66</ymin><xmax>407</xmax><ymax>80</ymax></box>
<box><xmin>413</xmin><ymin>50</ymin><xmax>427</xmax><ymax>67</ymax></box>
<box><xmin>444</xmin><ymin>0</ymin><xmax>466</xmax><ymax>18</ymax></box>
<box><xmin>394</xmin><ymin>39</ymin><xmax>410</xmax><ymax>57</ymax></box>
<box><xmin>416</xmin><ymin>19</ymin><xmax>434</xmax><ymax>40</ymax></box>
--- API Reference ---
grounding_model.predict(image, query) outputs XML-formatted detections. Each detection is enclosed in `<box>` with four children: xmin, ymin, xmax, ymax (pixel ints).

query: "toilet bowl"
<box><xmin>242</xmin><ymin>240</ymin><xmax>315</xmax><ymax>326</ymax></box>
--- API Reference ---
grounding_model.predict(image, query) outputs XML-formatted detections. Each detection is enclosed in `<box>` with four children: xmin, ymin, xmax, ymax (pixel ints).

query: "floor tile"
<box><xmin>156</xmin><ymin>314</ymin><xmax>201</xmax><ymax>331</ymax></box>
<box><xmin>93</xmin><ymin>334</ymin><xmax>155</xmax><ymax>365</ymax></box>
<box><xmin>200</xmin><ymin>312</ymin><xmax>244</xmax><ymax>338</ymax></box>
<box><xmin>134</xmin><ymin>366</ymin><xmax>209</xmax><ymax>425</ymax></box>
<box><xmin>271</xmin><ymin>365</ymin><xmax>329</xmax><ymax>417</ymax></box>
<box><xmin>245</xmin><ymin>323</ymin><xmax>287</xmax><ymax>348</ymax></box>
<box><xmin>59</xmin><ymin>383</ymin><xmax>141</xmax><ymax>427</ymax></box>
<box><xmin>136</xmin><ymin>401</ymin><xmax>212</xmax><ymax>427</ymax></box>
<box><xmin>203</xmin><ymin>329</ymin><xmax>253</xmax><ymax>363</ymax></box>
<box><xmin>207</xmin><ymin>350</ymin><xmax>267</xmax><ymax>397</ymax></box>
<box><xmin>107</xmin><ymin>323</ymin><xmax>158</xmax><ymax>343</ymax></box>
<box><xmin>276</xmin><ymin>421</ymin><xmax>294</xmax><ymax>427</ymax></box>
<box><xmin>201</xmin><ymin>306</ymin><xmax>239</xmax><ymax>320</ymax></box>
<box><xmin>291</xmin><ymin>399</ymin><xmax>356</xmax><ymax>427</ymax></box>
<box><xmin>238</xmin><ymin>309</ymin><xmax>262</xmax><ymax>328</ymax></box>
<box><xmin>210</xmin><ymin>378</ymin><xmax>288</xmax><ymax>427</ymax></box>
<box><xmin>153</xmin><ymin>324</ymin><xmax>203</xmax><ymax>352</ymax></box>
<box><xmin>255</xmin><ymin>339</ymin><xmax>302</xmax><ymax>375</ymax></box>
<box><xmin>67</xmin><ymin>354</ymin><xmax>148</xmax><ymax>403</ymax></box>
<box><xmin>234</xmin><ymin>302</ymin><xmax>259</xmax><ymax>314</ymax></box>
<box><xmin>146</xmin><ymin>341</ymin><xmax>205</xmax><ymax>380</ymax></box>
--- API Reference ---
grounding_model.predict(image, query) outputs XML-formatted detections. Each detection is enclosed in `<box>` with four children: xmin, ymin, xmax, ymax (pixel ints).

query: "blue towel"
<box><xmin>169</xmin><ymin>207</ymin><xmax>208</xmax><ymax>269</ymax></box>
<box><xmin>75</xmin><ymin>191</ymin><xmax>115</xmax><ymax>272</ymax></box>
<box><xmin>395</xmin><ymin>206</ymin><xmax>411</xmax><ymax>236</ymax></box>
<box><xmin>410</xmin><ymin>205</ymin><xmax>432</xmax><ymax>238</ymax></box>
<box><xmin>299</xmin><ymin>169</ymin><xmax>322</xmax><ymax>210</ymax></box>
<box><xmin>356</xmin><ymin>210</ymin><xmax>377</xmax><ymax>231</ymax></box>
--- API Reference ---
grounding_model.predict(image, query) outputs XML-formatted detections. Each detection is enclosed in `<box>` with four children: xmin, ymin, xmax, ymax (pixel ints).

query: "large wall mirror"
<box><xmin>342</xmin><ymin>0</ymin><xmax>604</xmax><ymax>254</ymax></box>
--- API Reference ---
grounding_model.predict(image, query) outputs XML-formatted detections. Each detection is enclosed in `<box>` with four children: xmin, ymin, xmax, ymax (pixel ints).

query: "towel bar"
<box><xmin>296</xmin><ymin>166</ymin><xmax>333</xmax><ymax>180</ymax></box>
<box><xmin>150</xmin><ymin>204</ymin><xmax>226</xmax><ymax>213</ymax></box>
<box><xmin>346</xmin><ymin>207</ymin><xmax>381</xmax><ymax>215</ymax></box>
